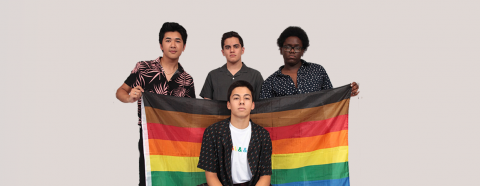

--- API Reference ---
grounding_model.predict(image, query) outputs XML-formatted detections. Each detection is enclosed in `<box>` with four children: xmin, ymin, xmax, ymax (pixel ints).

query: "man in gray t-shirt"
<box><xmin>200</xmin><ymin>31</ymin><xmax>263</xmax><ymax>101</ymax></box>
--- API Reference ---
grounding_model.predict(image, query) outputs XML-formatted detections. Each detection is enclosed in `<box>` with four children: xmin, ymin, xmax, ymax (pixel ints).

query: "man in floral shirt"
<box><xmin>115</xmin><ymin>22</ymin><xmax>195</xmax><ymax>186</ymax></box>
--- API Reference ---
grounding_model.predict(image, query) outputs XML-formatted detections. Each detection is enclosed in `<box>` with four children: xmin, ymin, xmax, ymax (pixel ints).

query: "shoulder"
<box><xmin>263</xmin><ymin>70</ymin><xmax>280</xmax><ymax>85</ymax></box>
<box><xmin>303</xmin><ymin>61</ymin><xmax>326</xmax><ymax>70</ymax></box>
<box><xmin>251</xmin><ymin>122</ymin><xmax>270</xmax><ymax>136</ymax></box>
<box><xmin>205</xmin><ymin>118</ymin><xmax>230</xmax><ymax>134</ymax></box>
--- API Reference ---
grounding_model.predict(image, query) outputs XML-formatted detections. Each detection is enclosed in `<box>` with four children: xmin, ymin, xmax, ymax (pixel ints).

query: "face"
<box><xmin>281</xmin><ymin>36</ymin><xmax>304</xmax><ymax>66</ymax></box>
<box><xmin>160</xmin><ymin>31</ymin><xmax>186</xmax><ymax>60</ymax></box>
<box><xmin>227</xmin><ymin>87</ymin><xmax>255</xmax><ymax>119</ymax></box>
<box><xmin>222</xmin><ymin>37</ymin><xmax>244</xmax><ymax>64</ymax></box>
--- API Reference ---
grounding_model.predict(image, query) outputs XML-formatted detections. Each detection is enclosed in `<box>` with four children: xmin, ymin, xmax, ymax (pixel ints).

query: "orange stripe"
<box><xmin>272</xmin><ymin>130</ymin><xmax>348</xmax><ymax>154</ymax></box>
<box><xmin>148</xmin><ymin>139</ymin><xmax>201</xmax><ymax>157</ymax></box>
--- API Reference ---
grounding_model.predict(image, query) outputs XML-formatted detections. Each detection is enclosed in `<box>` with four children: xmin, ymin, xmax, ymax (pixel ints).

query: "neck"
<box><xmin>230</xmin><ymin>115</ymin><xmax>250</xmax><ymax>129</ymax></box>
<box><xmin>226</xmin><ymin>60</ymin><xmax>242</xmax><ymax>75</ymax></box>
<box><xmin>161</xmin><ymin>56</ymin><xmax>179</xmax><ymax>69</ymax></box>
<box><xmin>282</xmin><ymin>60</ymin><xmax>302</xmax><ymax>72</ymax></box>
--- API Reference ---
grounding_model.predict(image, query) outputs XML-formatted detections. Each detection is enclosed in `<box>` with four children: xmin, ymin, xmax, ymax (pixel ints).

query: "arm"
<box><xmin>253</xmin><ymin>71</ymin><xmax>264</xmax><ymax>101</ymax></box>
<box><xmin>205</xmin><ymin>171</ymin><xmax>223</xmax><ymax>186</ymax></box>
<box><xmin>116</xmin><ymin>83</ymin><xmax>144</xmax><ymax>103</ymax></box>
<box><xmin>255</xmin><ymin>175</ymin><xmax>271</xmax><ymax>186</ymax></box>
<box><xmin>258</xmin><ymin>129</ymin><xmax>272</xmax><ymax>185</ymax></box>
<box><xmin>199</xmin><ymin>72</ymin><xmax>214</xmax><ymax>100</ymax></box>
<box><xmin>259</xmin><ymin>79</ymin><xmax>272</xmax><ymax>100</ymax></box>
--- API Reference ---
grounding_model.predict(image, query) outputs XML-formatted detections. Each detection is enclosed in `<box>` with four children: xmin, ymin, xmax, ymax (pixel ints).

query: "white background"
<box><xmin>1</xmin><ymin>0</ymin><xmax>479</xmax><ymax>185</ymax></box>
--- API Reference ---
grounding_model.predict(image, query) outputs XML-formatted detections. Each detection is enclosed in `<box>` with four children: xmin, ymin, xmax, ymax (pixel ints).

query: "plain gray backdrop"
<box><xmin>1</xmin><ymin>0</ymin><xmax>479</xmax><ymax>185</ymax></box>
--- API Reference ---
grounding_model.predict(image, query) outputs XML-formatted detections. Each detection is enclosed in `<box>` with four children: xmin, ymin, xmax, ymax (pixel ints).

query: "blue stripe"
<box><xmin>273</xmin><ymin>177</ymin><xmax>350</xmax><ymax>186</ymax></box>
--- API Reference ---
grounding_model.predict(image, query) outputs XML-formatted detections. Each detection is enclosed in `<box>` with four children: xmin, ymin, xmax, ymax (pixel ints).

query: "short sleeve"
<box><xmin>197</xmin><ymin>126</ymin><xmax>218</xmax><ymax>173</ymax></box>
<box><xmin>253</xmin><ymin>71</ymin><xmax>264</xmax><ymax>101</ymax></box>
<box><xmin>320</xmin><ymin>66</ymin><xmax>333</xmax><ymax>90</ymax></box>
<box><xmin>199</xmin><ymin>72</ymin><xmax>213</xmax><ymax>99</ymax></box>
<box><xmin>259</xmin><ymin>78</ymin><xmax>273</xmax><ymax>100</ymax></box>
<box><xmin>124</xmin><ymin>62</ymin><xmax>144</xmax><ymax>88</ymax></box>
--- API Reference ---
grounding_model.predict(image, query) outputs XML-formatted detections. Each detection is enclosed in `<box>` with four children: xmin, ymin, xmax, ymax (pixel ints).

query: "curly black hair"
<box><xmin>159</xmin><ymin>22</ymin><xmax>187</xmax><ymax>45</ymax></box>
<box><xmin>277</xmin><ymin>26</ymin><xmax>309</xmax><ymax>50</ymax></box>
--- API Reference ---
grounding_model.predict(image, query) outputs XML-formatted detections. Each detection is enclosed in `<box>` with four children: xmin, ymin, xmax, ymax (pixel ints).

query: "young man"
<box><xmin>115</xmin><ymin>22</ymin><xmax>195</xmax><ymax>186</ymax></box>
<box><xmin>259</xmin><ymin>26</ymin><xmax>359</xmax><ymax>99</ymax></box>
<box><xmin>200</xmin><ymin>31</ymin><xmax>264</xmax><ymax>101</ymax></box>
<box><xmin>198</xmin><ymin>80</ymin><xmax>272</xmax><ymax>186</ymax></box>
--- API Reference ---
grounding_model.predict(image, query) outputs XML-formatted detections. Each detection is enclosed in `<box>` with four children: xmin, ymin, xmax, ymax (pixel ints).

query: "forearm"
<box><xmin>255</xmin><ymin>175</ymin><xmax>271</xmax><ymax>186</ymax></box>
<box><xmin>116</xmin><ymin>87</ymin><xmax>131</xmax><ymax>103</ymax></box>
<box><xmin>205</xmin><ymin>171</ymin><xmax>222</xmax><ymax>186</ymax></box>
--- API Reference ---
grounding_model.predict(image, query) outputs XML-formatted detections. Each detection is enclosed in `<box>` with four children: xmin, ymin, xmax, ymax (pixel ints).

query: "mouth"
<box><xmin>238</xmin><ymin>108</ymin><xmax>246</xmax><ymax>111</ymax></box>
<box><xmin>170</xmin><ymin>50</ymin><xmax>177</xmax><ymax>54</ymax></box>
<box><xmin>230</xmin><ymin>55</ymin><xmax>236</xmax><ymax>57</ymax></box>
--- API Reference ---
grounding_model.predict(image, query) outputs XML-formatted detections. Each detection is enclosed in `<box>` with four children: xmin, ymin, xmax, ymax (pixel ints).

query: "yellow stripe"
<box><xmin>272</xmin><ymin>146</ymin><xmax>348</xmax><ymax>170</ymax></box>
<box><xmin>149</xmin><ymin>155</ymin><xmax>204</xmax><ymax>172</ymax></box>
<box><xmin>150</xmin><ymin>146</ymin><xmax>348</xmax><ymax>172</ymax></box>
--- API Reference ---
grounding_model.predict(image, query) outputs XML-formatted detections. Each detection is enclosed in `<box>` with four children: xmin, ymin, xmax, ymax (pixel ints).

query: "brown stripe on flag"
<box><xmin>144</xmin><ymin>107</ymin><xmax>229</xmax><ymax>128</ymax></box>
<box><xmin>251</xmin><ymin>98</ymin><xmax>349</xmax><ymax>128</ymax></box>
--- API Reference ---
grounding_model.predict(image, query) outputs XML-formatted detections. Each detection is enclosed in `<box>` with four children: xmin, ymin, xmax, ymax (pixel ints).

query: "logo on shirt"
<box><xmin>232</xmin><ymin>146</ymin><xmax>248</xmax><ymax>153</ymax></box>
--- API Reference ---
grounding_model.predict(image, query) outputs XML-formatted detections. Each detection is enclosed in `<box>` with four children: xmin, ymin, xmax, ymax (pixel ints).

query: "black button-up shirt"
<box><xmin>259</xmin><ymin>60</ymin><xmax>332</xmax><ymax>99</ymax></box>
<box><xmin>197</xmin><ymin>118</ymin><xmax>272</xmax><ymax>186</ymax></box>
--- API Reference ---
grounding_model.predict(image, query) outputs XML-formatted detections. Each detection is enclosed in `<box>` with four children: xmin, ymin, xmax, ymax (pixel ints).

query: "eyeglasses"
<box><xmin>282</xmin><ymin>45</ymin><xmax>303</xmax><ymax>53</ymax></box>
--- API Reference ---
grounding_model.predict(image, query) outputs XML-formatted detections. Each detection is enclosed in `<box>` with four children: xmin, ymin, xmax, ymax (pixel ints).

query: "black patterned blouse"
<box><xmin>124</xmin><ymin>56</ymin><xmax>196</xmax><ymax>125</ymax></box>
<box><xmin>259</xmin><ymin>60</ymin><xmax>332</xmax><ymax>99</ymax></box>
<box><xmin>197</xmin><ymin>118</ymin><xmax>272</xmax><ymax>186</ymax></box>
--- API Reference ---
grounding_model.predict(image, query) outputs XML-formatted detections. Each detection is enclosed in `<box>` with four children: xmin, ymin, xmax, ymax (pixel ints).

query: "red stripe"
<box><xmin>147</xmin><ymin>114</ymin><xmax>347</xmax><ymax>142</ymax></box>
<box><xmin>265</xmin><ymin>114</ymin><xmax>348</xmax><ymax>141</ymax></box>
<box><xmin>147</xmin><ymin>123</ymin><xmax>205</xmax><ymax>143</ymax></box>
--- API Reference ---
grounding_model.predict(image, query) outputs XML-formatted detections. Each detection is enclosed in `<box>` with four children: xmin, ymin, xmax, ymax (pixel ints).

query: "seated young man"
<box><xmin>197</xmin><ymin>80</ymin><xmax>272</xmax><ymax>186</ymax></box>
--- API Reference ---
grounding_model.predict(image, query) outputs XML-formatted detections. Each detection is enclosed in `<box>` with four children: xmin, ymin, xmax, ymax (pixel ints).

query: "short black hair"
<box><xmin>227</xmin><ymin>80</ymin><xmax>254</xmax><ymax>101</ymax></box>
<box><xmin>277</xmin><ymin>26</ymin><xmax>309</xmax><ymax>50</ymax></box>
<box><xmin>221</xmin><ymin>31</ymin><xmax>244</xmax><ymax>49</ymax></box>
<box><xmin>159</xmin><ymin>22</ymin><xmax>187</xmax><ymax>45</ymax></box>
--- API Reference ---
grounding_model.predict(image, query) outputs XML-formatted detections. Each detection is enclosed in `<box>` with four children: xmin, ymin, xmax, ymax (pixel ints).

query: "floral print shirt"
<box><xmin>124</xmin><ymin>56</ymin><xmax>196</xmax><ymax>125</ymax></box>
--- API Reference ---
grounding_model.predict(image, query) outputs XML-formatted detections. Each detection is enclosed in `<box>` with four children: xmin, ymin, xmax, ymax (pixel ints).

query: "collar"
<box><xmin>157</xmin><ymin>56</ymin><xmax>185</xmax><ymax>73</ymax></box>
<box><xmin>219</xmin><ymin>62</ymin><xmax>248</xmax><ymax>74</ymax></box>
<box><xmin>274</xmin><ymin>59</ymin><xmax>309</xmax><ymax>77</ymax></box>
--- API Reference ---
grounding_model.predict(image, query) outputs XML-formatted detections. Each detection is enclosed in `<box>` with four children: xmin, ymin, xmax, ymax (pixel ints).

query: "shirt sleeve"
<box><xmin>320</xmin><ymin>66</ymin><xmax>333</xmax><ymax>90</ymax></box>
<box><xmin>259</xmin><ymin>129</ymin><xmax>272</xmax><ymax>176</ymax></box>
<box><xmin>259</xmin><ymin>78</ymin><xmax>273</xmax><ymax>100</ymax></box>
<box><xmin>124</xmin><ymin>61</ymin><xmax>145</xmax><ymax>88</ymax></box>
<box><xmin>199</xmin><ymin>72</ymin><xmax>213</xmax><ymax>99</ymax></box>
<box><xmin>253</xmin><ymin>71</ymin><xmax>264</xmax><ymax>101</ymax></box>
<box><xmin>197</xmin><ymin>126</ymin><xmax>218</xmax><ymax>173</ymax></box>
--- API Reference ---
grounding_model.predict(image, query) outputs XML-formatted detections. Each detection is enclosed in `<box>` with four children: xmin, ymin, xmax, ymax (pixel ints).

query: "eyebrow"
<box><xmin>232</xmin><ymin>94</ymin><xmax>252</xmax><ymax>97</ymax></box>
<box><xmin>165</xmin><ymin>37</ymin><xmax>182</xmax><ymax>40</ymax></box>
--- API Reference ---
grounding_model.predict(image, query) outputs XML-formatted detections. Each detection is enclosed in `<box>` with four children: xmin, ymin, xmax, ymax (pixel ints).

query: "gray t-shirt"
<box><xmin>200</xmin><ymin>62</ymin><xmax>264</xmax><ymax>101</ymax></box>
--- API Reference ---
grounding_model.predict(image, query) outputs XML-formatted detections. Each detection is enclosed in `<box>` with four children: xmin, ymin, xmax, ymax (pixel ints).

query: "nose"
<box><xmin>239</xmin><ymin>97</ymin><xmax>245</xmax><ymax>105</ymax></box>
<box><xmin>289</xmin><ymin>48</ymin><xmax>296</xmax><ymax>53</ymax></box>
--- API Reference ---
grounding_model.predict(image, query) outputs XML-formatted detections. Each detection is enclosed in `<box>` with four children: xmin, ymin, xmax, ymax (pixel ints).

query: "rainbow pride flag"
<box><xmin>141</xmin><ymin>84</ymin><xmax>351</xmax><ymax>186</ymax></box>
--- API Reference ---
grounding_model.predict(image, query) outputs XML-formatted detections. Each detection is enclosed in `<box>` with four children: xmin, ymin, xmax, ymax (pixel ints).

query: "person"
<box><xmin>259</xmin><ymin>26</ymin><xmax>359</xmax><ymax>99</ymax></box>
<box><xmin>200</xmin><ymin>31</ymin><xmax>263</xmax><ymax>101</ymax></box>
<box><xmin>115</xmin><ymin>22</ymin><xmax>195</xmax><ymax>186</ymax></box>
<box><xmin>197</xmin><ymin>80</ymin><xmax>272</xmax><ymax>186</ymax></box>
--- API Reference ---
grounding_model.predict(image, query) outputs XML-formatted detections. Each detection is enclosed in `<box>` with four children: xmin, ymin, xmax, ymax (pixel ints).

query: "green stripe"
<box><xmin>272</xmin><ymin>162</ymin><xmax>349</xmax><ymax>184</ymax></box>
<box><xmin>151</xmin><ymin>162</ymin><xmax>349</xmax><ymax>185</ymax></box>
<box><xmin>151</xmin><ymin>171</ymin><xmax>206</xmax><ymax>186</ymax></box>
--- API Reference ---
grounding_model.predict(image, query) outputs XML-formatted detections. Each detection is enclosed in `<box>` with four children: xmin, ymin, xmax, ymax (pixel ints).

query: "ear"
<box><xmin>241</xmin><ymin>47</ymin><xmax>245</xmax><ymax>55</ymax></box>
<box><xmin>227</xmin><ymin>101</ymin><xmax>231</xmax><ymax>110</ymax></box>
<box><xmin>183</xmin><ymin>44</ymin><xmax>187</xmax><ymax>52</ymax></box>
<box><xmin>279</xmin><ymin>47</ymin><xmax>283</xmax><ymax>55</ymax></box>
<box><xmin>251</xmin><ymin>101</ymin><xmax>255</xmax><ymax>110</ymax></box>
<box><xmin>160</xmin><ymin>43</ymin><xmax>164</xmax><ymax>51</ymax></box>
<box><xmin>222</xmin><ymin>49</ymin><xmax>226</xmax><ymax>57</ymax></box>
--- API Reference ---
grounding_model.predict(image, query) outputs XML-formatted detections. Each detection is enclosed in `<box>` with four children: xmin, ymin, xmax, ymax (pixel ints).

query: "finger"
<box><xmin>138</xmin><ymin>86</ymin><xmax>145</xmax><ymax>92</ymax></box>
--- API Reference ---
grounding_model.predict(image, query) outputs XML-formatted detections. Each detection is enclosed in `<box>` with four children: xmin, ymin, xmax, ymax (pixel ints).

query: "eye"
<box><xmin>225</xmin><ymin>46</ymin><xmax>230</xmax><ymax>49</ymax></box>
<box><xmin>234</xmin><ymin>45</ymin><xmax>240</xmax><ymax>49</ymax></box>
<box><xmin>176</xmin><ymin>40</ymin><xmax>181</xmax><ymax>43</ymax></box>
